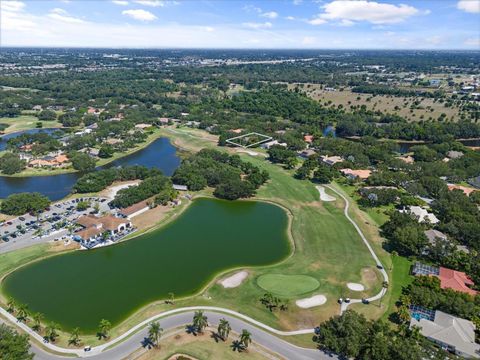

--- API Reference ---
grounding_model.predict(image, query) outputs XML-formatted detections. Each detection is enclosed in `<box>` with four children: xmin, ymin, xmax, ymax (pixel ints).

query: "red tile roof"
<box><xmin>438</xmin><ymin>267</ymin><xmax>477</xmax><ymax>296</ymax></box>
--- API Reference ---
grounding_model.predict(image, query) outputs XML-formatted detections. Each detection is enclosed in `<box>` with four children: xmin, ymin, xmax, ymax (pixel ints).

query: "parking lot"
<box><xmin>0</xmin><ymin>197</ymin><xmax>112</xmax><ymax>254</ymax></box>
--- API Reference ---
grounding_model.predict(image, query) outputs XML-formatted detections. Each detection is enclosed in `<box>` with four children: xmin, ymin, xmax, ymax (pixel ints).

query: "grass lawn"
<box><xmin>0</xmin><ymin>115</ymin><xmax>62</xmax><ymax>134</ymax></box>
<box><xmin>257</xmin><ymin>274</ymin><xmax>320</xmax><ymax>296</ymax></box>
<box><xmin>135</xmin><ymin>328</ymin><xmax>272</xmax><ymax>360</ymax></box>
<box><xmin>381</xmin><ymin>255</ymin><xmax>413</xmax><ymax>321</ymax></box>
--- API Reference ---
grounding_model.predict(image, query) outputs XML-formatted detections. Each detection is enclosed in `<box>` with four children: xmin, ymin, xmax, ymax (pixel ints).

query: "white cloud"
<box><xmin>464</xmin><ymin>37</ymin><xmax>480</xmax><ymax>46</ymax></box>
<box><xmin>47</xmin><ymin>8</ymin><xmax>85</xmax><ymax>23</ymax></box>
<box><xmin>286</xmin><ymin>16</ymin><xmax>296</xmax><ymax>20</ymax></box>
<box><xmin>339</xmin><ymin>19</ymin><xmax>354</xmax><ymax>26</ymax></box>
<box><xmin>457</xmin><ymin>0</ymin><xmax>480</xmax><ymax>13</ymax></box>
<box><xmin>308</xmin><ymin>18</ymin><xmax>327</xmax><ymax>25</ymax></box>
<box><xmin>134</xmin><ymin>0</ymin><xmax>164</xmax><ymax>7</ymax></box>
<box><xmin>310</xmin><ymin>0</ymin><xmax>422</xmax><ymax>25</ymax></box>
<box><xmin>242</xmin><ymin>22</ymin><xmax>272</xmax><ymax>29</ymax></box>
<box><xmin>293</xmin><ymin>0</ymin><xmax>303</xmax><ymax>5</ymax></box>
<box><xmin>203</xmin><ymin>26</ymin><xmax>214</xmax><ymax>32</ymax></box>
<box><xmin>50</xmin><ymin>8</ymin><xmax>67</xmax><ymax>15</ymax></box>
<box><xmin>260</xmin><ymin>11</ymin><xmax>278</xmax><ymax>19</ymax></box>
<box><xmin>112</xmin><ymin>0</ymin><xmax>129</xmax><ymax>5</ymax></box>
<box><xmin>1</xmin><ymin>1</ymin><xmax>26</xmax><ymax>12</ymax></box>
<box><xmin>122</xmin><ymin>9</ymin><xmax>157</xmax><ymax>21</ymax></box>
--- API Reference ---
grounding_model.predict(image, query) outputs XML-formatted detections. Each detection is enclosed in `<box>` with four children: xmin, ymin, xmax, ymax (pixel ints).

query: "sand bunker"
<box><xmin>296</xmin><ymin>295</ymin><xmax>327</xmax><ymax>308</ymax></box>
<box><xmin>347</xmin><ymin>282</ymin><xmax>365</xmax><ymax>291</ymax></box>
<box><xmin>317</xmin><ymin>186</ymin><xmax>336</xmax><ymax>202</ymax></box>
<box><xmin>220</xmin><ymin>271</ymin><xmax>248</xmax><ymax>288</ymax></box>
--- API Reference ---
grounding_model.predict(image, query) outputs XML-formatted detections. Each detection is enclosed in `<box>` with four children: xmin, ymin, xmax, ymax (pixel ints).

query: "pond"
<box><xmin>2</xmin><ymin>198</ymin><xmax>290</xmax><ymax>332</ymax></box>
<box><xmin>0</xmin><ymin>137</ymin><xmax>180</xmax><ymax>201</ymax></box>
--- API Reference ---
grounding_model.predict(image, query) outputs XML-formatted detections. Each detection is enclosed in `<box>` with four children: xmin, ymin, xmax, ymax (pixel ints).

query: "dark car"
<box><xmin>19</xmin><ymin>217</ymin><xmax>25</xmax><ymax>221</ymax></box>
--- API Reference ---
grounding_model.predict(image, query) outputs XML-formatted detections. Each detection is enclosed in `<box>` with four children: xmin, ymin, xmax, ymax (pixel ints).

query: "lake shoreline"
<box><xmin>0</xmin><ymin>128</ymin><xmax>166</xmax><ymax>179</ymax></box>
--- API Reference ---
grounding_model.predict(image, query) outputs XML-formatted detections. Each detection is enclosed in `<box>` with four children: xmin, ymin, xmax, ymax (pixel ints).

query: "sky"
<box><xmin>1</xmin><ymin>0</ymin><xmax>479</xmax><ymax>49</ymax></box>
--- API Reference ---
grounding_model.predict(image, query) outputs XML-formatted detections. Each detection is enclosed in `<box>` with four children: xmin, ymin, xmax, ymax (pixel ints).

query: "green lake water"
<box><xmin>2</xmin><ymin>198</ymin><xmax>290</xmax><ymax>331</ymax></box>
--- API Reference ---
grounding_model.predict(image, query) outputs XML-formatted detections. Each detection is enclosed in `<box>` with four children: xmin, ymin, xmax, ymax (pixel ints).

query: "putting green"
<box><xmin>256</xmin><ymin>274</ymin><xmax>320</xmax><ymax>296</ymax></box>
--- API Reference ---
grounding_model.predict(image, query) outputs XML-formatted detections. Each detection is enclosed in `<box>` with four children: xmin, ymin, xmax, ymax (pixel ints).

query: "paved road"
<box><xmin>3</xmin><ymin>310</ymin><xmax>332</xmax><ymax>360</ymax></box>
<box><xmin>324</xmin><ymin>185</ymin><xmax>389</xmax><ymax>312</ymax></box>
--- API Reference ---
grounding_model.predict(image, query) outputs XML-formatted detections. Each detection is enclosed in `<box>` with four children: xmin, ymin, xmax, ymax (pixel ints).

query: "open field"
<box><xmin>287</xmin><ymin>83</ymin><xmax>460</xmax><ymax>122</ymax></box>
<box><xmin>0</xmin><ymin>115</ymin><xmax>62</xmax><ymax>134</ymax></box>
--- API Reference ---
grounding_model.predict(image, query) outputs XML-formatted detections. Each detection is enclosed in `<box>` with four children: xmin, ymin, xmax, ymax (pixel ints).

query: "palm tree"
<box><xmin>168</xmin><ymin>292</ymin><xmax>175</xmax><ymax>305</ymax></box>
<box><xmin>98</xmin><ymin>319</ymin><xmax>111</xmax><ymax>339</ymax></box>
<box><xmin>217</xmin><ymin>318</ymin><xmax>231</xmax><ymax>341</ymax></box>
<box><xmin>6</xmin><ymin>298</ymin><xmax>16</xmax><ymax>313</ymax></box>
<box><xmin>148</xmin><ymin>321</ymin><xmax>163</xmax><ymax>347</ymax></box>
<box><xmin>397</xmin><ymin>305</ymin><xmax>411</xmax><ymax>324</ymax></box>
<box><xmin>69</xmin><ymin>327</ymin><xmax>81</xmax><ymax>346</ymax></box>
<box><xmin>32</xmin><ymin>312</ymin><xmax>43</xmax><ymax>332</ymax></box>
<box><xmin>16</xmin><ymin>303</ymin><xmax>29</xmax><ymax>322</ymax></box>
<box><xmin>239</xmin><ymin>329</ymin><xmax>252</xmax><ymax>350</ymax></box>
<box><xmin>193</xmin><ymin>311</ymin><xmax>208</xmax><ymax>334</ymax></box>
<box><xmin>45</xmin><ymin>323</ymin><xmax>60</xmax><ymax>342</ymax></box>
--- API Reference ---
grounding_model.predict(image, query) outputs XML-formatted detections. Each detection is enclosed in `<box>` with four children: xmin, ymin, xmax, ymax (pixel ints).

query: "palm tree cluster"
<box><xmin>97</xmin><ymin>319</ymin><xmax>112</xmax><ymax>340</ymax></box>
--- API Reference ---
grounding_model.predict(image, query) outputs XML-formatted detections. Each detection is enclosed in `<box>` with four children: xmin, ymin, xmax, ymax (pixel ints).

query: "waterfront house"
<box><xmin>173</xmin><ymin>184</ymin><xmax>188</xmax><ymax>191</ymax></box>
<box><xmin>410</xmin><ymin>310</ymin><xmax>480</xmax><ymax>358</ymax></box>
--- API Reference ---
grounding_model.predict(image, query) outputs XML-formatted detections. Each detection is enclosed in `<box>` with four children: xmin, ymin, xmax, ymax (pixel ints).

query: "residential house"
<box><xmin>447</xmin><ymin>184</ymin><xmax>477</xmax><ymax>197</ymax></box>
<box><xmin>304</xmin><ymin>135</ymin><xmax>314</xmax><ymax>144</ymax></box>
<box><xmin>299</xmin><ymin>149</ymin><xmax>316</xmax><ymax>159</ymax></box>
<box><xmin>340</xmin><ymin>168</ymin><xmax>372</xmax><ymax>180</ymax></box>
<box><xmin>134</xmin><ymin>123</ymin><xmax>151</xmax><ymax>130</ymax></box>
<box><xmin>321</xmin><ymin>155</ymin><xmax>344</xmax><ymax>166</ymax></box>
<box><xmin>173</xmin><ymin>184</ymin><xmax>188</xmax><ymax>191</ymax></box>
<box><xmin>400</xmin><ymin>206</ymin><xmax>439</xmax><ymax>224</ymax></box>
<box><xmin>424</xmin><ymin>229</ymin><xmax>448</xmax><ymax>246</ymax></box>
<box><xmin>410</xmin><ymin>310</ymin><xmax>480</xmax><ymax>358</ymax></box>
<box><xmin>412</xmin><ymin>262</ymin><xmax>477</xmax><ymax>296</ymax></box>
<box><xmin>447</xmin><ymin>150</ymin><xmax>464</xmax><ymax>160</ymax></box>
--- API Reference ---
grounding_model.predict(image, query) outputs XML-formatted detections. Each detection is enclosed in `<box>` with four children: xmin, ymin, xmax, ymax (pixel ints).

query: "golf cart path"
<box><xmin>324</xmin><ymin>185</ymin><xmax>389</xmax><ymax>312</ymax></box>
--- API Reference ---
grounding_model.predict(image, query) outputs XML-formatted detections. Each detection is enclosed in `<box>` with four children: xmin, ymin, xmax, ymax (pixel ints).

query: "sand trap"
<box><xmin>347</xmin><ymin>282</ymin><xmax>365</xmax><ymax>291</ymax></box>
<box><xmin>220</xmin><ymin>271</ymin><xmax>248</xmax><ymax>288</ymax></box>
<box><xmin>296</xmin><ymin>295</ymin><xmax>327</xmax><ymax>308</ymax></box>
<box><xmin>317</xmin><ymin>186</ymin><xmax>336</xmax><ymax>202</ymax></box>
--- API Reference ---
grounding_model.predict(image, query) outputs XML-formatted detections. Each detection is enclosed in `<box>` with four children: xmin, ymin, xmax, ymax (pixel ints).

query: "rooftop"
<box><xmin>410</xmin><ymin>311</ymin><xmax>480</xmax><ymax>359</ymax></box>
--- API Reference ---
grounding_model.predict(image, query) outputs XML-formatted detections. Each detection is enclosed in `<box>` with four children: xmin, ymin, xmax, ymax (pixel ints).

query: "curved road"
<box><xmin>6</xmin><ymin>309</ymin><xmax>332</xmax><ymax>360</ymax></box>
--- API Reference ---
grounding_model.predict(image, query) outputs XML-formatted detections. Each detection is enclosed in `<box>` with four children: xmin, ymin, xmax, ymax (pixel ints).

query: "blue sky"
<box><xmin>1</xmin><ymin>0</ymin><xmax>479</xmax><ymax>49</ymax></box>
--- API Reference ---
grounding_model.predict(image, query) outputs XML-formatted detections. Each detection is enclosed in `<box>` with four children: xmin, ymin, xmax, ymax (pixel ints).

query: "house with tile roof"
<box><xmin>410</xmin><ymin>310</ymin><xmax>480</xmax><ymax>358</ymax></box>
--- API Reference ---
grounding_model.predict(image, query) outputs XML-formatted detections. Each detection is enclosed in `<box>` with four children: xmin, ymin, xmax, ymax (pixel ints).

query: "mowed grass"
<box><xmin>382</xmin><ymin>255</ymin><xmax>413</xmax><ymax>321</ymax></box>
<box><xmin>257</xmin><ymin>274</ymin><xmax>320</xmax><ymax>296</ymax></box>
<box><xmin>0</xmin><ymin>115</ymin><xmax>62</xmax><ymax>134</ymax></box>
